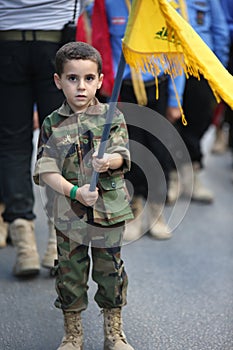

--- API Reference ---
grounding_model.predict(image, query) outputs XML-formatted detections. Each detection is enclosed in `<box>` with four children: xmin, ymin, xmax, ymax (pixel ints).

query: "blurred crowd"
<box><xmin>0</xmin><ymin>0</ymin><xmax>232</xmax><ymax>271</ymax></box>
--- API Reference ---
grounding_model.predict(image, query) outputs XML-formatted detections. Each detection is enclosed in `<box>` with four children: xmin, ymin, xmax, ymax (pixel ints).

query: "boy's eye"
<box><xmin>86</xmin><ymin>75</ymin><xmax>95</xmax><ymax>82</ymax></box>
<box><xmin>68</xmin><ymin>76</ymin><xmax>77</xmax><ymax>82</ymax></box>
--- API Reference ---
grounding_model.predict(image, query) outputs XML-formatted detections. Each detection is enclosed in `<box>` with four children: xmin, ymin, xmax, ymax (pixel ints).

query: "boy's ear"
<box><xmin>54</xmin><ymin>73</ymin><xmax>62</xmax><ymax>90</ymax></box>
<box><xmin>97</xmin><ymin>73</ymin><xmax>104</xmax><ymax>90</ymax></box>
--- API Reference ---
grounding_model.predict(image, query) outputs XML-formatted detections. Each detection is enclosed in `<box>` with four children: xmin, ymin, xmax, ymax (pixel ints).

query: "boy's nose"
<box><xmin>78</xmin><ymin>79</ymin><xmax>85</xmax><ymax>89</ymax></box>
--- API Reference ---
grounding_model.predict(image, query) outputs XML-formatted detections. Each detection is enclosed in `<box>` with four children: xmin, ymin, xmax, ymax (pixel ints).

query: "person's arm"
<box><xmin>166</xmin><ymin>73</ymin><xmax>186</xmax><ymax>123</ymax></box>
<box><xmin>210</xmin><ymin>0</ymin><xmax>230</xmax><ymax>67</ymax></box>
<box><xmin>166</xmin><ymin>106</ymin><xmax>183</xmax><ymax>123</ymax></box>
<box><xmin>221</xmin><ymin>0</ymin><xmax>233</xmax><ymax>43</ymax></box>
<box><xmin>41</xmin><ymin>172</ymin><xmax>99</xmax><ymax>207</ymax></box>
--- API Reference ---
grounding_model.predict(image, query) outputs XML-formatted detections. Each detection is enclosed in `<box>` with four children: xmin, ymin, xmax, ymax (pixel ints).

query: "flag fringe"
<box><xmin>122</xmin><ymin>41</ymin><xmax>222</xmax><ymax>107</ymax></box>
<box><xmin>122</xmin><ymin>46</ymin><xmax>185</xmax><ymax>78</ymax></box>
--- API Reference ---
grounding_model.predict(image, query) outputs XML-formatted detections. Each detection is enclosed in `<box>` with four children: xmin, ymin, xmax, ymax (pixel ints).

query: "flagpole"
<box><xmin>89</xmin><ymin>51</ymin><xmax>126</xmax><ymax>191</ymax></box>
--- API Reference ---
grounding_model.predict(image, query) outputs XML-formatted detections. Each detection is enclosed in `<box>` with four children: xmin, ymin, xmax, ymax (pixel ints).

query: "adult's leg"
<box><xmin>120</xmin><ymin>80</ymin><xmax>171</xmax><ymax>240</ymax></box>
<box><xmin>226</xmin><ymin>45</ymin><xmax>233</xmax><ymax>155</ymax></box>
<box><xmin>118</xmin><ymin>85</ymin><xmax>149</xmax><ymax>241</ymax></box>
<box><xmin>119</xmin><ymin>84</ymin><xmax>148</xmax><ymax>199</ymax></box>
<box><xmin>176</xmin><ymin>76</ymin><xmax>215</xmax><ymax>203</ymax></box>
<box><xmin>32</xmin><ymin>41</ymin><xmax>65</xmax><ymax>269</ymax></box>
<box><xmin>120</xmin><ymin>79</ymin><xmax>169</xmax><ymax>202</ymax></box>
<box><xmin>177</xmin><ymin>76</ymin><xmax>216</xmax><ymax>166</ymax></box>
<box><xmin>32</xmin><ymin>41</ymin><xmax>64</xmax><ymax>126</ymax></box>
<box><xmin>0</xmin><ymin>41</ymin><xmax>35</xmax><ymax>222</ymax></box>
<box><xmin>0</xmin><ymin>41</ymin><xmax>40</xmax><ymax>275</ymax></box>
<box><xmin>32</xmin><ymin>41</ymin><xmax>64</xmax><ymax>221</ymax></box>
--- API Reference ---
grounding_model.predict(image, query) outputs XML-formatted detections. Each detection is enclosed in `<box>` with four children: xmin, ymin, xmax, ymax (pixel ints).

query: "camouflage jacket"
<box><xmin>33</xmin><ymin>99</ymin><xmax>134</xmax><ymax>227</ymax></box>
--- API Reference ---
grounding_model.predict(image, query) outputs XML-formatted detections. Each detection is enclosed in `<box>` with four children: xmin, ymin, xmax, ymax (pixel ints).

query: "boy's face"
<box><xmin>54</xmin><ymin>59</ymin><xmax>103</xmax><ymax>113</ymax></box>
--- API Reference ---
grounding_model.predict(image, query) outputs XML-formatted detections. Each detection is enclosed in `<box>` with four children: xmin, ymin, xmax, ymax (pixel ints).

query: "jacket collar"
<box><xmin>57</xmin><ymin>98</ymin><xmax>108</xmax><ymax>118</ymax></box>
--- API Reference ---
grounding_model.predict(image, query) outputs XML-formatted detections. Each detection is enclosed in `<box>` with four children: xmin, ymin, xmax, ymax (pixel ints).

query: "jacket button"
<box><xmin>111</xmin><ymin>181</ymin><xmax>116</xmax><ymax>188</ymax></box>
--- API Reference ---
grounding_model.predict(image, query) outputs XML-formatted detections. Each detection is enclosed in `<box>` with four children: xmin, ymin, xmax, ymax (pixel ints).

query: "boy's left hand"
<box><xmin>92</xmin><ymin>152</ymin><xmax>110</xmax><ymax>173</ymax></box>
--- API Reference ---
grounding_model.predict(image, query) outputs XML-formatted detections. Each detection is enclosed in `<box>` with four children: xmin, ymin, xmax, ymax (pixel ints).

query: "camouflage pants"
<box><xmin>54</xmin><ymin>221</ymin><xmax>128</xmax><ymax>312</ymax></box>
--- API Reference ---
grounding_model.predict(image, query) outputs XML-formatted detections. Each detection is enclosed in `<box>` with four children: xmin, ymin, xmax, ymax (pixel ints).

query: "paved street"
<box><xmin>0</xmin><ymin>127</ymin><xmax>233</xmax><ymax>350</ymax></box>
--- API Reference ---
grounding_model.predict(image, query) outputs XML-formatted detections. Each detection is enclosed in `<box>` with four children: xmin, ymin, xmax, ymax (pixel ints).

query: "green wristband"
<box><xmin>70</xmin><ymin>185</ymin><xmax>78</xmax><ymax>200</ymax></box>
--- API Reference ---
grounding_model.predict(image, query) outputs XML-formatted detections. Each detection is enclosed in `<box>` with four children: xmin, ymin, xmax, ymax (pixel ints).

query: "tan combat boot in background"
<box><xmin>147</xmin><ymin>202</ymin><xmax>172</xmax><ymax>240</ymax></box>
<box><xmin>211</xmin><ymin>126</ymin><xmax>228</xmax><ymax>155</ymax></box>
<box><xmin>41</xmin><ymin>219</ymin><xmax>57</xmax><ymax>269</ymax></box>
<box><xmin>0</xmin><ymin>203</ymin><xmax>8</xmax><ymax>248</ymax></box>
<box><xmin>103</xmin><ymin>308</ymin><xmax>135</xmax><ymax>350</ymax></box>
<box><xmin>57</xmin><ymin>311</ymin><xmax>83</xmax><ymax>350</ymax></box>
<box><xmin>123</xmin><ymin>196</ymin><xmax>144</xmax><ymax>241</ymax></box>
<box><xmin>167</xmin><ymin>170</ymin><xmax>180</xmax><ymax>205</ymax></box>
<box><xmin>9</xmin><ymin>219</ymin><xmax>40</xmax><ymax>276</ymax></box>
<box><xmin>186</xmin><ymin>162</ymin><xmax>214</xmax><ymax>204</ymax></box>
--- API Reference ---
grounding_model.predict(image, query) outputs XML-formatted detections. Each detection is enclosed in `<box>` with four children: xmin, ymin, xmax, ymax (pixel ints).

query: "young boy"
<box><xmin>33</xmin><ymin>41</ymin><xmax>135</xmax><ymax>350</ymax></box>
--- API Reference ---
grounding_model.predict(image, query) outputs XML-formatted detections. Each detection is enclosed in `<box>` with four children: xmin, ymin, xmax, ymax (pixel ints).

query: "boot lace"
<box><xmin>104</xmin><ymin>309</ymin><xmax>127</xmax><ymax>343</ymax></box>
<box><xmin>63</xmin><ymin>312</ymin><xmax>83</xmax><ymax>346</ymax></box>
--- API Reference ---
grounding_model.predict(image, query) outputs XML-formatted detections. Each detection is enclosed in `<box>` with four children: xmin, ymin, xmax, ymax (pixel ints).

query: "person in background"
<box><xmin>210</xmin><ymin>101</ymin><xmax>228</xmax><ymax>155</ymax></box>
<box><xmin>220</xmin><ymin>0</ymin><xmax>233</xmax><ymax>179</ymax></box>
<box><xmin>0</xmin><ymin>104</ymin><xmax>40</xmax><ymax>249</ymax></box>
<box><xmin>210</xmin><ymin>0</ymin><xmax>233</xmax><ymax>156</ymax></box>
<box><xmin>168</xmin><ymin>0</ymin><xmax>230</xmax><ymax>204</ymax></box>
<box><xmin>91</xmin><ymin>0</ymin><xmax>185</xmax><ymax>241</ymax></box>
<box><xmin>0</xmin><ymin>0</ymin><xmax>85</xmax><ymax>276</ymax></box>
<box><xmin>34</xmin><ymin>41</ymin><xmax>135</xmax><ymax>350</ymax></box>
<box><xmin>0</xmin><ymin>202</ymin><xmax>8</xmax><ymax>248</ymax></box>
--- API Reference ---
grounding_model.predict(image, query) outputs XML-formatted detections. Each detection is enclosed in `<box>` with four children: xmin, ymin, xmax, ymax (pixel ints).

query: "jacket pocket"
<box><xmin>94</xmin><ymin>175</ymin><xmax>133</xmax><ymax>223</ymax></box>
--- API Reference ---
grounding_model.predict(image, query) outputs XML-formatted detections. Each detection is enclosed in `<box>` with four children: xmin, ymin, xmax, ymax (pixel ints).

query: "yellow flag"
<box><xmin>122</xmin><ymin>0</ymin><xmax>233</xmax><ymax>110</ymax></box>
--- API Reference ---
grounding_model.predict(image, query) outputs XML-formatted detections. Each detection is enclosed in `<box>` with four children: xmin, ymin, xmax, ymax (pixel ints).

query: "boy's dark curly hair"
<box><xmin>55</xmin><ymin>41</ymin><xmax>102</xmax><ymax>76</ymax></box>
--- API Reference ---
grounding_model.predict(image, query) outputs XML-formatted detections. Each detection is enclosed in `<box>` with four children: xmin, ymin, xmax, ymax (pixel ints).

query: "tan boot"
<box><xmin>42</xmin><ymin>220</ymin><xmax>57</xmax><ymax>269</ymax></box>
<box><xmin>147</xmin><ymin>202</ymin><xmax>172</xmax><ymax>240</ymax></box>
<box><xmin>123</xmin><ymin>196</ymin><xmax>144</xmax><ymax>242</ymax></box>
<box><xmin>211</xmin><ymin>127</ymin><xmax>228</xmax><ymax>154</ymax></box>
<box><xmin>9</xmin><ymin>219</ymin><xmax>40</xmax><ymax>276</ymax></box>
<box><xmin>191</xmin><ymin>162</ymin><xmax>214</xmax><ymax>203</ymax></box>
<box><xmin>57</xmin><ymin>311</ymin><xmax>83</xmax><ymax>350</ymax></box>
<box><xmin>0</xmin><ymin>203</ymin><xmax>8</xmax><ymax>248</ymax></box>
<box><xmin>103</xmin><ymin>308</ymin><xmax>134</xmax><ymax>350</ymax></box>
<box><xmin>167</xmin><ymin>170</ymin><xmax>180</xmax><ymax>205</ymax></box>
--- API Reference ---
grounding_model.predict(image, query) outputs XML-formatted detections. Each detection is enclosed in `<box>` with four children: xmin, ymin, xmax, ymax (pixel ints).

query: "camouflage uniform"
<box><xmin>34</xmin><ymin>98</ymin><xmax>133</xmax><ymax>311</ymax></box>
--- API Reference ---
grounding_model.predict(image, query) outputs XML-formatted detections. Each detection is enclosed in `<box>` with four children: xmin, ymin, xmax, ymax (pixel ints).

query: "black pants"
<box><xmin>175</xmin><ymin>76</ymin><xmax>216</xmax><ymax>167</ymax></box>
<box><xmin>225</xmin><ymin>44</ymin><xmax>233</xmax><ymax>151</ymax></box>
<box><xmin>0</xmin><ymin>40</ymin><xmax>64</xmax><ymax>222</ymax></box>
<box><xmin>119</xmin><ymin>78</ymin><xmax>170</xmax><ymax>202</ymax></box>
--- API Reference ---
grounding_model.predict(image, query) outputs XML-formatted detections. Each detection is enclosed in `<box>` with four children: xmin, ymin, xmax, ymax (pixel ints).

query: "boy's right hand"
<box><xmin>77</xmin><ymin>184</ymin><xmax>99</xmax><ymax>207</ymax></box>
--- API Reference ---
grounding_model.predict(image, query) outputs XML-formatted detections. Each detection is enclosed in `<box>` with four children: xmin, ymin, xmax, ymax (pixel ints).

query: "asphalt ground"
<box><xmin>0</xmin><ymin>126</ymin><xmax>233</xmax><ymax>350</ymax></box>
